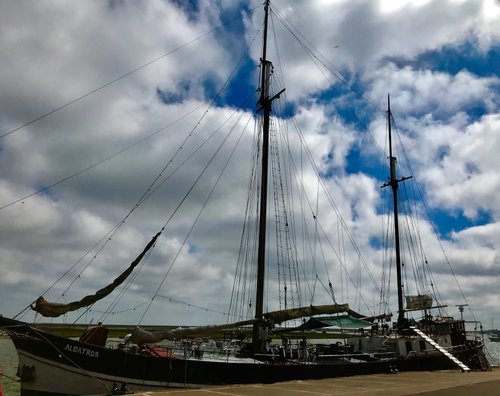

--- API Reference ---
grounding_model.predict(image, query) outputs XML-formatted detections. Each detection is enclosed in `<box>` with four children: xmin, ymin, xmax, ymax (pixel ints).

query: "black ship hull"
<box><xmin>2</xmin><ymin>317</ymin><xmax>486</xmax><ymax>396</ymax></box>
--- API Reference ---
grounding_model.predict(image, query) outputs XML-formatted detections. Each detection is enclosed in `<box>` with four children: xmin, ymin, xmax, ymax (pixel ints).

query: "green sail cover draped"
<box><xmin>32</xmin><ymin>231</ymin><xmax>162</xmax><ymax>318</ymax></box>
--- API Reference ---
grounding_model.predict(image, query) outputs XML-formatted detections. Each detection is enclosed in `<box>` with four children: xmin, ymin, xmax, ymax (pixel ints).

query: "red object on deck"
<box><xmin>144</xmin><ymin>345</ymin><xmax>178</xmax><ymax>358</ymax></box>
<box><xmin>0</xmin><ymin>369</ymin><xmax>3</xmax><ymax>396</ymax></box>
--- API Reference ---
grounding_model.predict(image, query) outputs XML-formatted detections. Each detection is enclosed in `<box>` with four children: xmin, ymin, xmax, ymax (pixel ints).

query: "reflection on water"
<box><xmin>0</xmin><ymin>335</ymin><xmax>499</xmax><ymax>395</ymax></box>
<box><xmin>485</xmin><ymin>337</ymin><xmax>500</xmax><ymax>366</ymax></box>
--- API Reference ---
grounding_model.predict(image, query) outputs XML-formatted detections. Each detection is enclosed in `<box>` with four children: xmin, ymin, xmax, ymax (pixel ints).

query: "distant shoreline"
<box><xmin>27</xmin><ymin>323</ymin><xmax>180</xmax><ymax>338</ymax></box>
<box><xmin>0</xmin><ymin>322</ymin><xmax>177</xmax><ymax>338</ymax></box>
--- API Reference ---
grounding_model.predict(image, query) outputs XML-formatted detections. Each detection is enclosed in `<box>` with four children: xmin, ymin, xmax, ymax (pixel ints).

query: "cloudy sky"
<box><xmin>0</xmin><ymin>0</ymin><xmax>500</xmax><ymax>330</ymax></box>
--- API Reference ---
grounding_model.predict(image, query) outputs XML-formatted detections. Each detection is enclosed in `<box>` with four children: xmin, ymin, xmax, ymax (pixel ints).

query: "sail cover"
<box><xmin>263</xmin><ymin>303</ymin><xmax>349</xmax><ymax>324</ymax></box>
<box><xmin>129</xmin><ymin>304</ymin><xmax>350</xmax><ymax>344</ymax></box>
<box><xmin>300</xmin><ymin>314</ymin><xmax>374</xmax><ymax>330</ymax></box>
<box><xmin>32</xmin><ymin>231</ymin><xmax>162</xmax><ymax>317</ymax></box>
<box><xmin>130</xmin><ymin>318</ymin><xmax>258</xmax><ymax>344</ymax></box>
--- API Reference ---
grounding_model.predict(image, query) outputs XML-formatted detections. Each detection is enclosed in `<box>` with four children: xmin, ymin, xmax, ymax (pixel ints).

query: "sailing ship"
<box><xmin>487</xmin><ymin>320</ymin><xmax>500</xmax><ymax>341</ymax></box>
<box><xmin>0</xmin><ymin>1</ymin><xmax>489</xmax><ymax>395</ymax></box>
<box><xmin>487</xmin><ymin>329</ymin><xmax>500</xmax><ymax>342</ymax></box>
<box><xmin>488</xmin><ymin>333</ymin><xmax>500</xmax><ymax>342</ymax></box>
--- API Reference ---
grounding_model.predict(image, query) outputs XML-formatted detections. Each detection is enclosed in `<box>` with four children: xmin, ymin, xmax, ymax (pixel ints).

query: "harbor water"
<box><xmin>0</xmin><ymin>337</ymin><xmax>19</xmax><ymax>395</ymax></box>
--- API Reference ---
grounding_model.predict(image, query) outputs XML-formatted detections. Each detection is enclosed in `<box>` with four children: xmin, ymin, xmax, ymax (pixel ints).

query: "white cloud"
<box><xmin>368</xmin><ymin>64</ymin><xmax>499</xmax><ymax>116</ymax></box>
<box><xmin>0</xmin><ymin>0</ymin><xmax>500</xmax><ymax>328</ymax></box>
<box><xmin>420</xmin><ymin>114</ymin><xmax>500</xmax><ymax>219</ymax></box>
<box><xmin>245</xmin><ymin>0</ymin><xmax>500</xmax><ymax>102</ymax></box>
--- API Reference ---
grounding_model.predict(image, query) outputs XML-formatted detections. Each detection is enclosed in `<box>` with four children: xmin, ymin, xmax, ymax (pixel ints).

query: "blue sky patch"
<box><xmin>428</xmin><ymin>207</ymin><xmax>492</xmax><ymax>237</ymax></box>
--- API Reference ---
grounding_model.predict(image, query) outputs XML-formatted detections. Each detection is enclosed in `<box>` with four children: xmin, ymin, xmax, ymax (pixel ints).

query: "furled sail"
<box><xmin>130</xmin><ymin>318</ymin><xmax>259</xmax><ymax>344</ymax></box>
<box><xmin>32</xmin><ymin>231</ymin><xmax>162</xmax><ymax>317</ymax></box>
<box><xmin>130</xmin><ymin>304</ymin><xmax>351</xmax><ymax>344</ymax></box>
<box><xmin>298</xmin><ymin>314</ymin><xmax>374</xmax><ymax>330</ymax></box>
<box><xmin>347</xmin><ymin>309</ymin><xmax>392</xmax><ymax>322</ymax></box>
<box><xmin>263</xmin><ymin>303</ymin><xmax>349</xmax><ymax>324</ymax></box>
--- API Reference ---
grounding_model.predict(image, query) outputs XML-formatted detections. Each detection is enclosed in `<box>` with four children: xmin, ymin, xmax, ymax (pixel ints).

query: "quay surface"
<box><xmin>133</xmin><ymin>368</ymin><xmax>500</xmax><ymax>396</ymax></box>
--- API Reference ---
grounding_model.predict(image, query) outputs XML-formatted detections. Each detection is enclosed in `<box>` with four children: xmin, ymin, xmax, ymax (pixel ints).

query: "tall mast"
<box><xmin>255</xmin><ymin>0</ymin><xmax>271</xmax><ymax>326</ymax></box>
<box><xmin>383</xmin><ymin>94</ymin><xmax>411</xmax><ymax>327</ymax></box>
<box><xmin>253</xmin><ymin>0</ymin><xmax>284</xmax><ymax>352</ymax></box>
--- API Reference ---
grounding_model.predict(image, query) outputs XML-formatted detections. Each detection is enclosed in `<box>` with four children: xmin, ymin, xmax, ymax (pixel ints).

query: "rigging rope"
<box><xmin>7</xmin><ymin>3</ymin><xmax>266</xmax><ymax>320</ymax></box>
<box><xmin>267</xmin><ymin>61</ymin><xmax>381</xmax><ymax>312</ymax></box>
<box><xmin>31</xmin><ymin>327</ymin><xmax>111</xmax><ymax>392</ymax></box>
<box><xmin>271</xmin><ymin>6</ymin><xmax>384</xmax><ymax>112</ymax></box>
<box><xmin>390</xmin><ymin>114</ymin><xmax>475</xmax><ymax>321</ymax></box>
<box><xmin>156</xmin><ymin>294</ymin><xmax>242</xmax><ymax>319</ymax></box>
<box><xmin>19</xmin><ymin>19</ymin><xmax>265</xmax><ymax>320</ymax></box>
<box><xmin>0</xmin><ymin>4</ymin><xmax>261</xmax><ymax>141</ymax></box>
<box><xmin>229</xmin><ymin>112</ymin><xmax>262</xmax><ymax>322</ymax></box>
<box><xmin>0</xmin><ymin>103</ymin><xmax>205</xmax><ymax>211</ymax></box>
<box><xmin>139</xmin><ymin>107</ymin><xmax>255</xmax><ymax>324</ymax></box>
<box><xmin>263</xmin><ymin>12</ymin><xmax>380</xmax><ymax>315</ymax></box>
